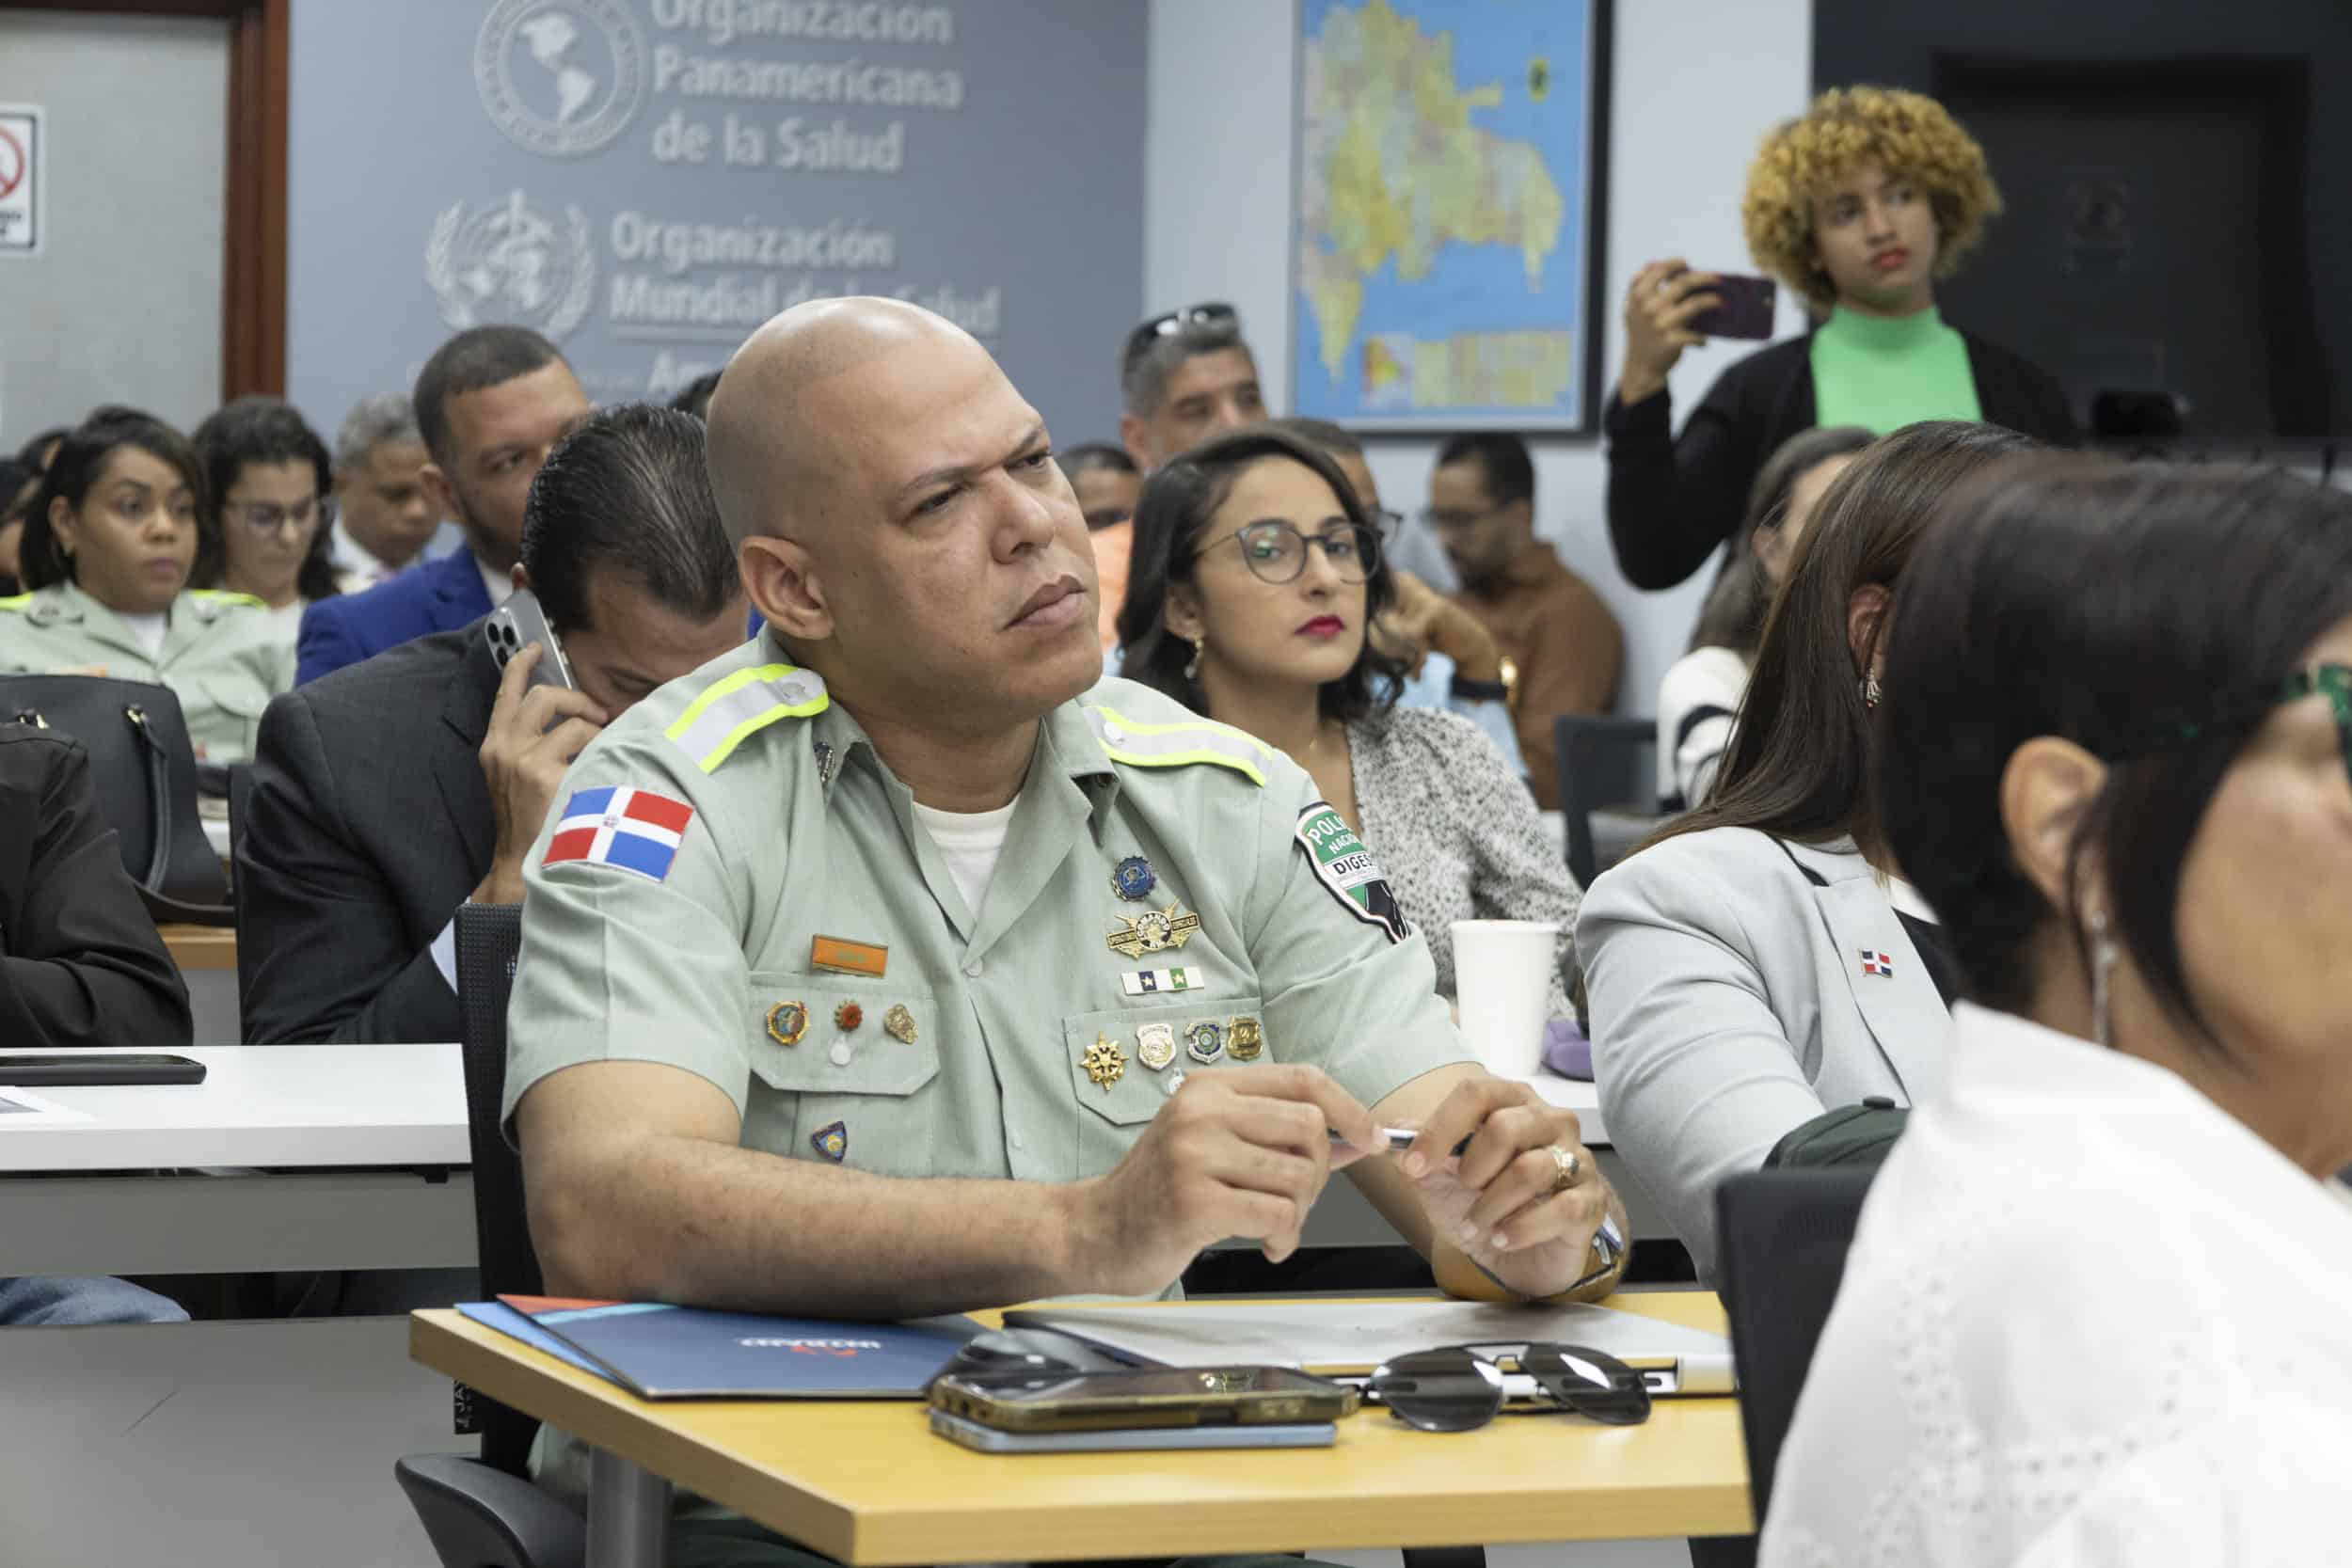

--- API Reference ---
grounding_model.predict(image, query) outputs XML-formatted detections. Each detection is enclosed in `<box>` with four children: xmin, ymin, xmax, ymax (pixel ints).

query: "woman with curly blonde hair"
<box><xmin>1602</xmin><ymin>86</ymin><xmax>2074</xmax><ymax>592</ymax></box>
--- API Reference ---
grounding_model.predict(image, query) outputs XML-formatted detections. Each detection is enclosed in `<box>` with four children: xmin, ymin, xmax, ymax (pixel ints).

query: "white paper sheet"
<box><xmin>1010</xmin><ymin>1297</ymin><xmax>1736</xmax><ymax>1393</ymax></box>
<box><xmin>0</xmin><ymin>1085</ymin><xmax>91</xmax><ymax>1125</ymax></box>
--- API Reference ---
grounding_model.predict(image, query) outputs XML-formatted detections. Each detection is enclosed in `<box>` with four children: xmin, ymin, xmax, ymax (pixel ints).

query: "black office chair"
<box><xmin>396</xmin><ymin>902</ymin><xmax>586</xmax><ymax>1568</ymax></box>
<box><xmin>1713</xmin><ymin>1168</ymin><xmax>1878</xmax><ymax>1532</ymax></box>
<box><xmin>1552</xmin><ymin>715</ymin><xmax>1662</xmax><ymax>888</ymax></box>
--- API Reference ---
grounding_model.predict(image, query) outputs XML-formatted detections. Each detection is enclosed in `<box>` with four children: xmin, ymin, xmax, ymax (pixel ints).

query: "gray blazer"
<box><xmin>1577</xmin><ymin>829</ymin><xmax>1950</xmax><ymax>1281</ymax></box>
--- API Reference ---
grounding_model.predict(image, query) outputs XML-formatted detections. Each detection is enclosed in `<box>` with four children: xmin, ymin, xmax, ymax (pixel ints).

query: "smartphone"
<box><xmin>485</xmin><ymin>589</ymin><xmax>576</xmax><ymax>692</ymax></box>
<box><xmin>929</xmin><ymin>1409</ymin><xmax>1338</xmax><ymax>1454</ymax></box>
<box><xmin>930</xmin><ymin>1366</ymin><xmax>1359</xmax><ymax>1433</ymax></box>
<box><xmin>1687</xmin><ymin>271</ymin><xmax>1778</xmax><ymax>341</ymax></box>
<box><xmin>0</xmin><ymin>1053</ymin><xmax>207</xmax><ymax>1086</ymax></box>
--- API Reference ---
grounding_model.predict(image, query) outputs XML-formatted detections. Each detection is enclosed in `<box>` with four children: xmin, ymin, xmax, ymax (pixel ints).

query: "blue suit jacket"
<box><xmin>296</xmin><ymin>546</ymin><xmax>494</xmax><ymax>685</ymax></box>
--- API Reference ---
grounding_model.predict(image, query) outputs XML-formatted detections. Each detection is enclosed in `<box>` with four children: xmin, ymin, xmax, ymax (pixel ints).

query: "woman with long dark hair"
<box><xmin>1766</xmin><ymin>459</ymin><xmax>2352</xmax><ymax>1560</ymax></box>
<box><xmin>1119</xmin><ymin>423</ymin><xmax>1583</xmax><ymax>1025</ymax></box>
<box><xmin>1576</xmin><ymin>420</ymin><xmax>2039</xmax><ymax>1279</ymax></box>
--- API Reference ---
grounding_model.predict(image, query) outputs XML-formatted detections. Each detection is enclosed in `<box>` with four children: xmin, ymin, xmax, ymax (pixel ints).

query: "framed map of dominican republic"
<box><xmin>1291</xmin><ymin>0</ymin><xmax>1612</xmax><ymax>431</ymax></box>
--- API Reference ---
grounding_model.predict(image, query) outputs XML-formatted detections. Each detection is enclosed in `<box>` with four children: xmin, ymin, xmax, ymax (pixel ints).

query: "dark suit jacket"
<box><xmin>238</xmin><ymin>626</ymin><xmax>499</xmax><ymax>1044</ymax></box>
<box><xmin>1602</xmin><ymin>328</ymin><xmax>2078</xmax><ymax>591</ymax></box>
<box><xmin>295</xmin><ymin>546</ymin><xmax>495</xmax><ymax>686</ymax></box>
<box><xmin>0</xmin><ymin>725</ymin><xmax>190</xmax><ymax>1049</ymax></box>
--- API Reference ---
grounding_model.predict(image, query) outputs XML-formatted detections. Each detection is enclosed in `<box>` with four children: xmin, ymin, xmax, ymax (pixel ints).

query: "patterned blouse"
<box><xmin>1345</xmin><ymin>705</ymin><xmax>1582</xmax><ymax>1020</ymax></box>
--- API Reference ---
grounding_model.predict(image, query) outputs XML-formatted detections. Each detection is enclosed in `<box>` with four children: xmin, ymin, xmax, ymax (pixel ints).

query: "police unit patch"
<box><xmin>1294</xmin><ymin>800</ymin><xmax>1410</xmax><ymax>943</ymax></box>
<box><xmin>542</xmin><ymin>786</ymin><xmax>693</xmax><ymax>881</ymax></box>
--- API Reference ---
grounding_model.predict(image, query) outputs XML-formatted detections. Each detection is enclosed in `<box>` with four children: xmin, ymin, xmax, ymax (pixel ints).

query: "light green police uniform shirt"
<box><xmin>506</xmin><ymin>635</ymin><xmax>1473</xmax><ymax>1512</ymax></box>
<box><xmin>505</xmin><ymin>630</ymin><xmax>1469</xmax><ymax>1180</ymax></box>
<box><xmin>0</xmin><ymin>580</ymin><xmax>294</xmax><ymax>764</ymax></box>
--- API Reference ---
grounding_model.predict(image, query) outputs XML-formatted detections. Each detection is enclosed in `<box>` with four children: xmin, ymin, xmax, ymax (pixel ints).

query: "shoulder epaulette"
<box><xmin>665</xmin><ymin>663</ymin><xmax>829</xmax><ymax>772</ymax></box>
<box><xmin>1084</xmin><ymin>705</ymin><xmax>1273</xmax><ymax>787</ymax></box>
<box><xmin>0</xmin><ymin>594</ymin><xmax>31</xmax><ymax>613</ymax></box>
<box><xmin>187</xmin><ymin>589</ymin><xmax>267</xmax><ymax>610</ymax></box>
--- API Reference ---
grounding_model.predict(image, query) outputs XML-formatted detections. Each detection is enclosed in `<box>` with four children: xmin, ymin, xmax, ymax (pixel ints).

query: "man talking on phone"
<box><xmin>506</xmin><ymin>300</ymin><xmax>1629</xmax><ymax>1560</ymax></box>
<box><xmin>236</xmin><ymin>406</ymin><xmax>749</xmax><ymax>1046</ymax></box>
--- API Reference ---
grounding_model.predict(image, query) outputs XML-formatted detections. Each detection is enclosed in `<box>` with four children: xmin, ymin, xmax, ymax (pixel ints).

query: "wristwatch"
<box><xmin>1448</xmin><ymin>671</ymin><xmax>1510</xmax><ymax>705</ymax></box>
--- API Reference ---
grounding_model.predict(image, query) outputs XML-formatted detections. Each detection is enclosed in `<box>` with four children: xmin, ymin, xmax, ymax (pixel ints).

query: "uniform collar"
<box><xmin>790</xmin><ymin>638</ymin><xmax>1120</xmax><ymax>820</ymax></box>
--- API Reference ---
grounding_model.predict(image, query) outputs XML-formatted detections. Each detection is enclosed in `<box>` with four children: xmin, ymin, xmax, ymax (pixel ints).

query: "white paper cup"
<box><xmin>1451</xmin><ymin>919</ymin><xmax>1559</xmax><ymax>1079</ymax></box>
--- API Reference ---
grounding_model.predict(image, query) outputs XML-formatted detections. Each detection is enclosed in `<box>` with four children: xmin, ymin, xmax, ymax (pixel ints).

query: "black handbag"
<box><xmin>0</xmin><ymin>674</ymin><xmax>233</xmax><ymax>925</ymax></box>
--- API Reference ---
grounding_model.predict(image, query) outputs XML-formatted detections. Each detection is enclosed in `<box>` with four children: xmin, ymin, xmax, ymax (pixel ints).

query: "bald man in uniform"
<box><xmin>506</xmin><ymin>300</ymin><xmax>1627</xmax><ymax>1560</ymax></box>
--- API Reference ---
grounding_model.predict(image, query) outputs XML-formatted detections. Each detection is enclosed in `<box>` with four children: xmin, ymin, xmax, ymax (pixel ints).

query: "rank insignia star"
<box><xmin>1082</xmin><ymin>1033</ymin><xmax>1127</xmax><ymax>1092</ymax></box>
<box><xmin>1106</xmin><ymin>901</ymin><xmax>1201</xmax><ymax>960</ymax></box>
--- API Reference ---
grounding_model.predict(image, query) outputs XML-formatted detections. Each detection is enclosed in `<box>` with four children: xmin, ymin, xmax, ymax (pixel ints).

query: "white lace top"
<box><xmin>1763</xmin><ymin>1004</ymin><xmax>2352</xmax><ymax>1567</ymax></box>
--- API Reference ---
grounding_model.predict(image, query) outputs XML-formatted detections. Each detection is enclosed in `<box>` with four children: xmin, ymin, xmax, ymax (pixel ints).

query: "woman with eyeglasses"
<box><xmin>1763</xmin><ymin>460</ymin><xmax>2352</xmax><ymax>1562</ymax></box>
<box><xmin>1118</xmin><ymin>424</ymin><xmax>1582</xmax><ymax>1028</ymax></box>
<box><xmin>191</xmin><ymin>396</ymin><xmax>344</xmax><ymax>639</ymax></box>
<box><xmin>0</xmin><ymin>407</ymin><xmax>294</xmax><ymax>764</ymax></box>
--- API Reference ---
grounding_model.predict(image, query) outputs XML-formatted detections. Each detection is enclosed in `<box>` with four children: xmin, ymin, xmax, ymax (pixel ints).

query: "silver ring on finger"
<box><xmin>1547</xmin><ymin>1144</ymin><xmax>1581</xmax><ymax>1195</ymax></box>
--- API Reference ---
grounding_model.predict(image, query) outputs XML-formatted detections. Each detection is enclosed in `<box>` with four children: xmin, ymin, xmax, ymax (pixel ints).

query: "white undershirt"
<box><xmin>475</xmin><ymin>550</ymin><xmax>513</xmax><ymax>611</ymax></box>
<box><xmin>911</xmin><ymin>797</ymin><xmax>1019</xmax><ymax>916</ymax></box>
<box><xmin>119</xmin><ymin>612</ymin><xmax>167</xmax><ymax>658</ymax></box>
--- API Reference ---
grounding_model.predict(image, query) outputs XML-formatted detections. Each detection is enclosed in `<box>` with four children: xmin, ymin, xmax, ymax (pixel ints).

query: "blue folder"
<box><xmin>470</xmin><ymin>1295</ymin><xmax>980</xmax><ymax>1400</ymax></box>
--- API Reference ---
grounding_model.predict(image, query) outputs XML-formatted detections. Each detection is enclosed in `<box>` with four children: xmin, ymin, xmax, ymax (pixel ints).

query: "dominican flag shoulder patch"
<box><xmin>1860</xmin><ymin>949</ymin><xmax>1895</xmax><ymax>978</ymax></box>
<box><xmin>542</xmin><ymin>786</ymin><xmax>694</xmax><ymax>882</ymax></box>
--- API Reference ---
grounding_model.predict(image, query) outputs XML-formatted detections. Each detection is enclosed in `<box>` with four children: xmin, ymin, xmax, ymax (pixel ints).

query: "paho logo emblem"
<box><xmin>475</xmin><ymin>0</ymin><xmax>645</xmax><ymax>158</ymax></box>
<box><xmin>425</xmin><ymin>189</ymin><xmax>596</xmax><ymax>341</ymax></box>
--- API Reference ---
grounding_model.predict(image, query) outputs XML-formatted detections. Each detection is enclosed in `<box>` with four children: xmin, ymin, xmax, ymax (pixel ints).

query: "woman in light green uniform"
<box><xmin>0</xmin><ymin>407</ymin><xmax>294</xmax><ymax>764</ymax></box>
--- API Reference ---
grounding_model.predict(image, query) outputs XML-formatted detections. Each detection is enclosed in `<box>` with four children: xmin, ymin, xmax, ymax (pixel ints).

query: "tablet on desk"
<box><xmin>0</xmin><ymin>1053</ymin><xmax>207</xmax><ymax>1087</ymax></box>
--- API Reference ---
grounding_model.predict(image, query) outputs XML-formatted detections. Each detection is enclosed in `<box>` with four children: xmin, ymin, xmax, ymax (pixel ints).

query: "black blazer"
<box><xmin>0</xmin><ymin>725</ymin><xmax>190</xmax><ymax>1049</ymax></box>
<box><xmin>238</xmin><ymin>624</ymin><xmax>500</xmax><ymax>1044</ymax></box>
<box><xmin>1603</xmin><ymin>328</ymin><xmax>2078</xmax><ymax>591</ymax></box>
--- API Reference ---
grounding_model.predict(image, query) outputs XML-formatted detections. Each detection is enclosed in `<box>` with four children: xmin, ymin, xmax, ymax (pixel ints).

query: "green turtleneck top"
<box><xmin>1809</xmin><ymin>304</ymin><xmax>1982</xmax><ymax>436</ymax></box>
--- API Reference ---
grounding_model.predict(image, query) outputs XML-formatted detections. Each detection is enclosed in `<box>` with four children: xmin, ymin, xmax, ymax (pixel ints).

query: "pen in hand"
<box><xmin>1331</xmin><ymin>1127</ymin><xmax>1472</xmax><ymax>1157</ymax></box>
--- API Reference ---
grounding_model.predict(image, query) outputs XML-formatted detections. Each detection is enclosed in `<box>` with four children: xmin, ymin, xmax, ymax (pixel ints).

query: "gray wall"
<box><xmin>286</xmin><ymin>0</ymin><xmax>1146</xmax><ymax>443</ymax></box>
<box><xmin>0</xmin><ymin>10</ymin><xmax>227</xmax><ymax>439</ymax></box>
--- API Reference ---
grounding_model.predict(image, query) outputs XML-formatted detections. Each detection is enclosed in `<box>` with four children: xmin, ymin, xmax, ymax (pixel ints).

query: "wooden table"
<box><xmin>159</xmin><ymin>923</ymin><xmax>240</xmax><ymax>1042</ymax></box>
<box><xmin>160</xmin><ymin>923</ymin><xmax>236</xmax><ymax>973</ymax></box>
<box><xmin>411</xmin><ymin>1292</ymin><xmax>1751</xmax><ymax>1567</ymax></box>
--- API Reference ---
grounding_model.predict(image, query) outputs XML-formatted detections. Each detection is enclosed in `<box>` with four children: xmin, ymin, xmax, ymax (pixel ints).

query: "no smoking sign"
<box><xmin>0</xmin><ymin>106</ymin><xmax>43</xmax><ymax>257</ymax></box>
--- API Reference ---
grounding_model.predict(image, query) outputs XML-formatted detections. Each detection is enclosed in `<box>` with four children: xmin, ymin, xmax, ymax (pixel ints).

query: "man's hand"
<box><xmin>471</xmin><ymin>643</ymin><xmax>609</xmax><ymax>905</ymax></box>
<box><xmin>1066</xmin><ymin>1065</ymin><xmax>1384</xmax><ymax>1298</ymax></box>
<box><xmin>1618</xmin><ymin>259</ymin><xmax>1722</xmax><ymax>407</ymax></box>
<box><xmin>1372</xmin><ymin>571</ymin><xmax>1502</xmax><ymax>684</ymax></box>
<box><xmin>1402</xmin><ymin>1072</ymin><xmax>1607</xmax><ymax>1300</ymax></box>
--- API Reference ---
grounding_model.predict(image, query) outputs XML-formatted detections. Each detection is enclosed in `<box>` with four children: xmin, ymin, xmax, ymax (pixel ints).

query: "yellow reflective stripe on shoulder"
<box><xmin>0</xmin><ymin>594</ymin><xmax>30</xmax><ymax>612</ymax></box>
<box><xmin>1086</xmin><ymin>705</ymin><xmax>1272</xmax><ymax>787</ymax></box>
<box><xmin>187</xmin><ymin>589</ymin><xmax>266</xmax><ymax>610</ymax></box>
<box><xmin>664</xmin><ymin>662</ymin><xmax>830</xmax><ymax>772</ymax></box>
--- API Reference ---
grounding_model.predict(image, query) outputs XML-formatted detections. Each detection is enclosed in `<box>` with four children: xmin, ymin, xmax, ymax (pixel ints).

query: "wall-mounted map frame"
<box><xmin>1290</xmin><ymin>0</ymin><xmax>1613</xmax><ymax>432</ymax></box>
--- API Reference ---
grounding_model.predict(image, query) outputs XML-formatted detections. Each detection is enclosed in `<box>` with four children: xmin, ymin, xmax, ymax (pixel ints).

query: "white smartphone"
<box><xmin>485</xmin><ymin>588</ymin><xmax>576</xmax><ymax>692</ymax></box>
<box><xmin>927</xmin><ymin>1409</ymin><xmax>1337</xmax><ymax>1454</ymax></box>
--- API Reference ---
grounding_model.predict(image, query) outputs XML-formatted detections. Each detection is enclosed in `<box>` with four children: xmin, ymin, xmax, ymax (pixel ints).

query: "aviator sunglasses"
<box><xmin>1364</xmin><ymin>1340</ymin><xmax>1652</xmax><ymax>1433</ymax></box>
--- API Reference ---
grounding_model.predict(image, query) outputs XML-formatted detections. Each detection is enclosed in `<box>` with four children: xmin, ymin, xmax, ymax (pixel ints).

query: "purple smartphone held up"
<box><xmin>1688</xmin><ymin>272</ymin><xmax>1778</xmax><ymax>341</ymax></box>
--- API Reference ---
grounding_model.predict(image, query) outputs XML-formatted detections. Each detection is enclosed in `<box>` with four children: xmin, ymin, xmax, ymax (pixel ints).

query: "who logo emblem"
<box><xmin>474</xmin><ymin>0</ymin><xmax>644</xmax><ymax>158</ymax></box>
<box><xmin>424</xmin><ymin>189</ymin><xmax>596</xmax><ymax>341</ymax></box>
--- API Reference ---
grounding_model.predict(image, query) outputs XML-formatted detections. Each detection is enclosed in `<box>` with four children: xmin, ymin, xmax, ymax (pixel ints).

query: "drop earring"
<box><xmin>1184</xmin><ymin>636</ymin><xmax>1203</xmax><ymax>682</ymax></box>
<box><xmin>2088</xmin><ymin>908</ymin><xmax>2119</xmax><ymax>1047</ymax></box>
<box><xmin>1860</xmin><ymin>674</ymin><xmax>1883</xmax><ymax>710</ymax></box>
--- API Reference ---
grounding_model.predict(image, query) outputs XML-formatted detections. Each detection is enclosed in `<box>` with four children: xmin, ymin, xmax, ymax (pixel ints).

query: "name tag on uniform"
<box><xmin>811</xmin><ymin>935</ymin><xmax>888</xmax><ymax>977</ymax></box>
<box><xmin>1120</xmin><ymin>966</ymin><xmax>1206</xmax><ymax>997</ymax></box>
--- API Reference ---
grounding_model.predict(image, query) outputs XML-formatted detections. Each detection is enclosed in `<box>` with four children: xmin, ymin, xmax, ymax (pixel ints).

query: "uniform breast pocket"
<box><xmin>1060</xmin><ymin>997</ymin><xmax>1270</xmax><ymax>1173</ymax></box>
<box><xmin>745</xmin><ymin>974</ymin><xmax>941</xmax><ymax>1178</ymax></box>
<box><xmin>180</xmin><ymin>667</ymin><xmax>274</xmax><ymax>752</ymax></box>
